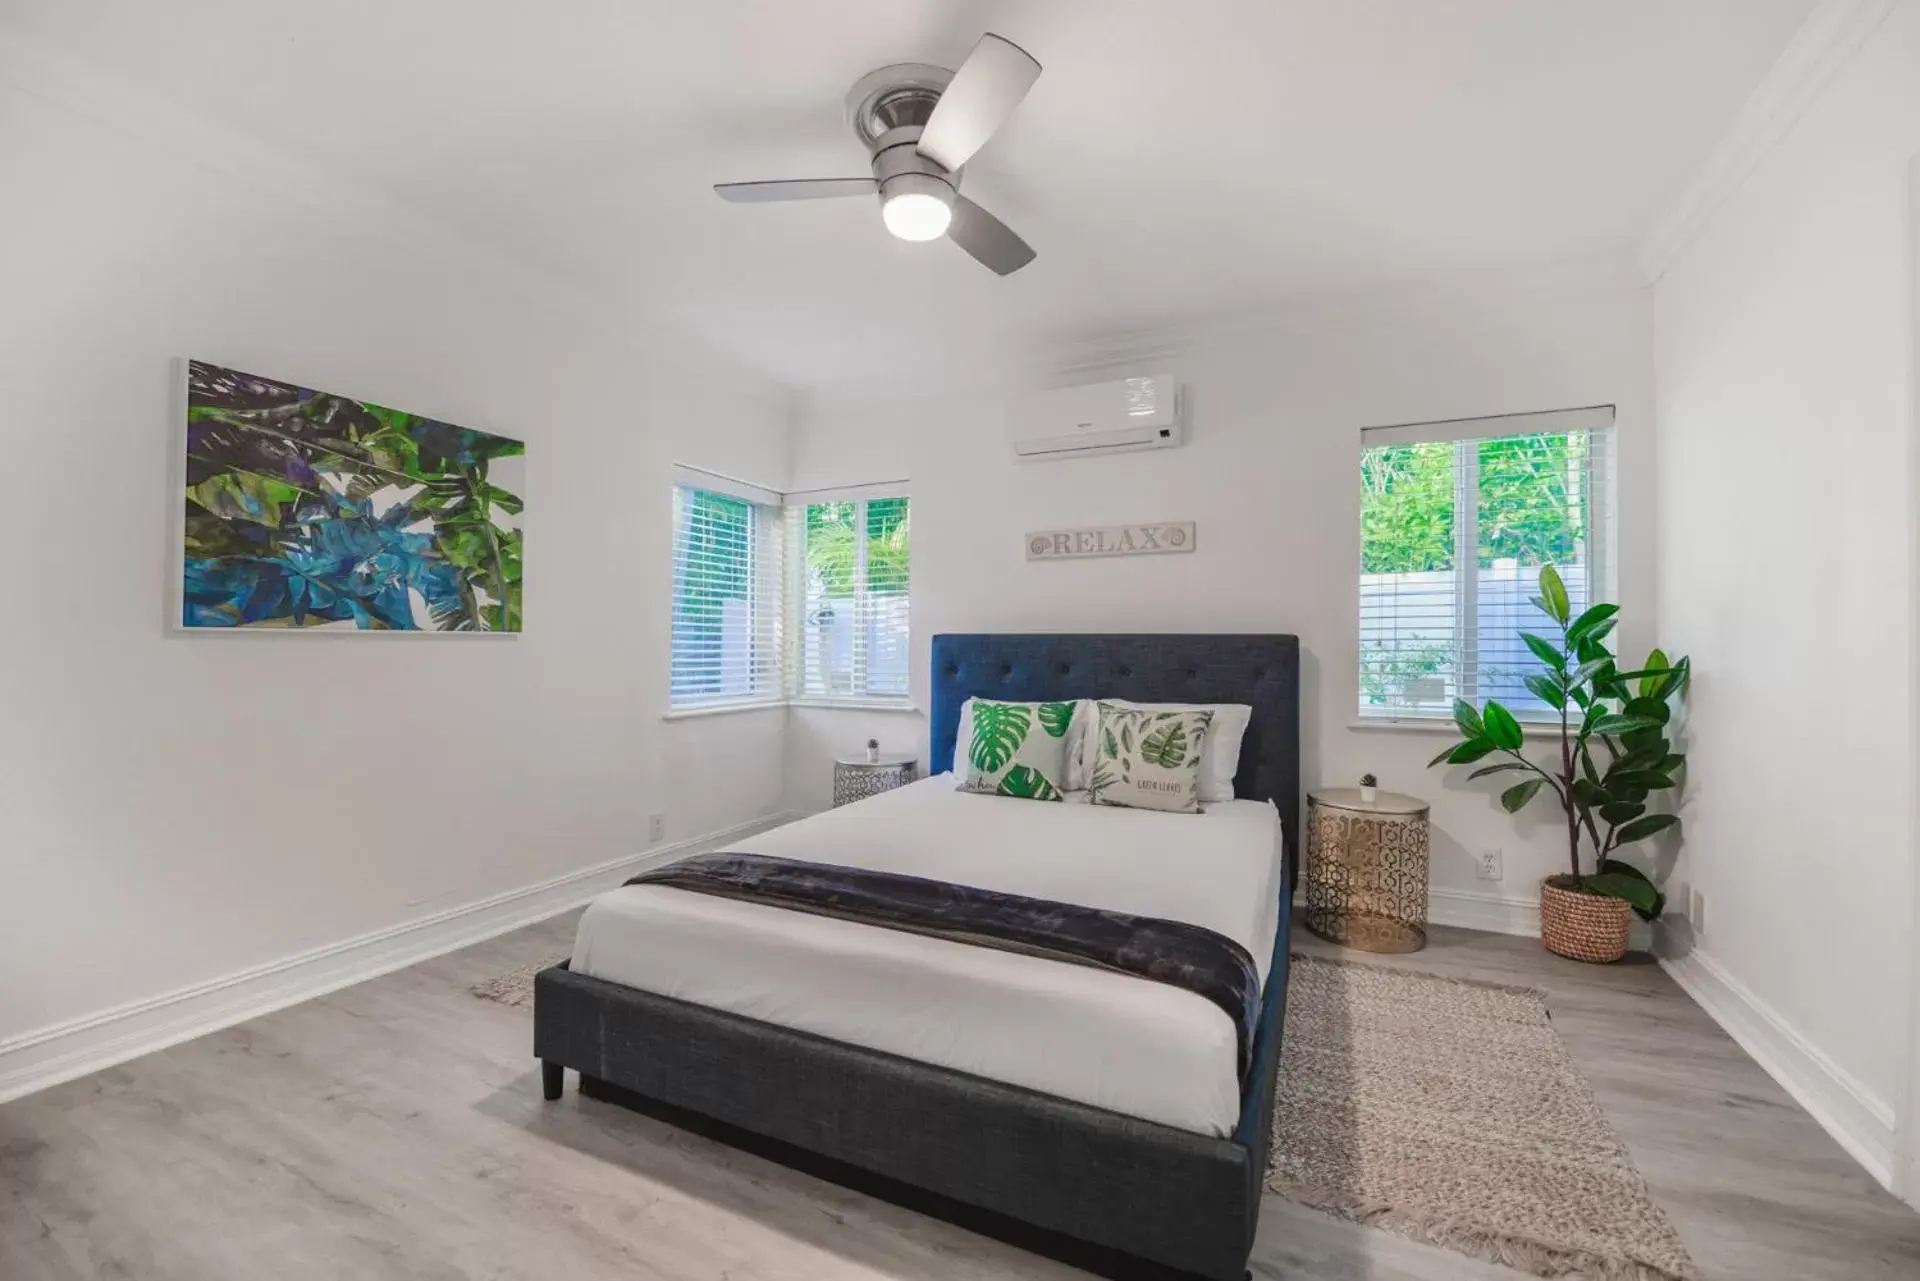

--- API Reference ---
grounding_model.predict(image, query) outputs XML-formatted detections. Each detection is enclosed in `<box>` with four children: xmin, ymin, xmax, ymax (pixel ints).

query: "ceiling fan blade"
<box><xmin>916</xmin><ymin>33</ymin><xmax>1041</xmax><ymax>171</ymax></box>
<box><xmin>714</xmin><ymin>178</ymin><xmax>877</xmax><ymax>203</ymax></box>
<box><xmin>947</xmin><ymin>196</ymin><xmax>1035</xmax><ymax>275</ymax></box>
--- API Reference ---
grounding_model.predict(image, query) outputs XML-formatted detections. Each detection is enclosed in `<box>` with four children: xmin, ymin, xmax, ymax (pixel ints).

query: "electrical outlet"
<box><xmin>1476</xmin><ymin>848</ymin><xmax>1504</xmax><ymax>881</ymax></box>
<box><xmin>647</xmin><ymin>812</ymin><xmax>666</xmax><ymax>844</ymax></box>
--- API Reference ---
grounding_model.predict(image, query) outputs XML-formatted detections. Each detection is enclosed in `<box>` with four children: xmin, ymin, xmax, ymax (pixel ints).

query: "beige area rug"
<box><xmin>471</xmin><ymin>953</ymin><xmax>567</xmax><ymax>1007</ymax></box>
<box><xmin>473</xmin><ymin>950</ymin><xmax>1695</xmax><ymax>1279</ymax></box>
<box><xmin>1271</xmin><ymin>954</ymin><xmax>1696</xmax><ymax>1280</ymax></box>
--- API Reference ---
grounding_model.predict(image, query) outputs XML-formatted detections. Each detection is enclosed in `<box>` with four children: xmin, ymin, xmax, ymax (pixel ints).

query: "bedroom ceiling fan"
<box><xmin>715</xmin><ymin>33</ymin><xmax>1041</xmax><ymax>275</ymax></box>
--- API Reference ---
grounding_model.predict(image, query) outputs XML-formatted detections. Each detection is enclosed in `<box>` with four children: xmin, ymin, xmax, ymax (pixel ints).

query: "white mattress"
<box><xmin>571</xmin><ymin>776</ymin><xmax>1284</xmax><ymax>1136</ymax></box>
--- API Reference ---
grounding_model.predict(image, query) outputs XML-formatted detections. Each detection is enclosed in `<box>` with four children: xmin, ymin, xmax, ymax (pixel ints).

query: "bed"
<box><xmin>534</xmin><ymin>633</ymin><xmax>1300</xmax><ymax>1280</ymax></box>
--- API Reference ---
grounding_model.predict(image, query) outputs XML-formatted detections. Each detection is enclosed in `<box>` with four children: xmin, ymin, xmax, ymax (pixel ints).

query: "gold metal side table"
<box><xmin>1304</xmin><ymin>788</ymin><xmax>1431</xmax><ymax>953</ymax></box>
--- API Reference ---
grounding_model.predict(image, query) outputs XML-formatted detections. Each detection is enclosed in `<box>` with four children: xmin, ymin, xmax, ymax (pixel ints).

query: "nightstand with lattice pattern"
<box><xmin>1303</xmin><ymin>788</ymin><xmax>1431</xmax><ymax>953</ymax></box>
<box><xmin>833</xmin><ymin>754</ymin><xmax>918</xmax><ymax>807</ymax></box>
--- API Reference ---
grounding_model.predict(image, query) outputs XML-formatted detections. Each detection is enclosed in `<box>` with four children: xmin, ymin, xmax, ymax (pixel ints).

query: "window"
<box><xmin>793</xmin><ymin>492</ymin><xmax>911</xmax><ymax>702</ymax></box>
<box><xmin>669</xmin><ymin>477</ymin><xmax>785</xmax><ymax>709</ymax></box>
<box><xmin>1357</xmin><ymin>406</ymin><xmax>1615</xmax><ymax>722</ymax></box>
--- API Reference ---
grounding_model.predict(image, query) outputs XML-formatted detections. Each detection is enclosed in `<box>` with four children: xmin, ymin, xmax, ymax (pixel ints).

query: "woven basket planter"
<box><xmin>1539</xmin><ymin>876</ymin><xmax>1630</xmax><ymax>963</ymax></box>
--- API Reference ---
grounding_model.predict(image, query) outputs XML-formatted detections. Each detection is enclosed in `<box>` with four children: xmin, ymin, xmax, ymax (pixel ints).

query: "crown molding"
<box><xmin>1638</xmin><ymin>0</ymin><xmax>1899</xmax><ymax>285</ymax></box>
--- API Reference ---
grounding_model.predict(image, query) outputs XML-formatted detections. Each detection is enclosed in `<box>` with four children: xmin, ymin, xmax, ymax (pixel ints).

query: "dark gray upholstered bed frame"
<box><xmin>535</xmin><ymin>633</ymin><xmax>1300</xmax><ymax>1280</ymax></box>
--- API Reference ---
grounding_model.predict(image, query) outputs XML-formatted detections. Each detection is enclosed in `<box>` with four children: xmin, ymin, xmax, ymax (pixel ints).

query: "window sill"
<box><xmin>662</xmin><ymin>701</ymin><xmax>786</xmax><ymax>722</ymax></box>
<box><xmin>1349</xmin><ymin>717</ymin><xmax>1560</xmax><ymax>735</ymax></box>
<box><xmin>1349</xmin><ymin>717</ymin><xmax>1464</xmax><ymax>735</ymax></box>
<box><xmin>790</xmin><ymin>699</ymin><xmax>922</xmax><ymax>714</ymax></box>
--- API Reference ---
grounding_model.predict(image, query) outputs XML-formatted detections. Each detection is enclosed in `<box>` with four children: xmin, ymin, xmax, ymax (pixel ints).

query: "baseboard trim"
<box><xmin>0</xmin><ymin>811</ymin><xmax>801</xmax><ymax>1104</ymax></box>
<box><xmin>1428</xmin><ymin>887</ymin><xmax>1540</xmax><ymax>937</ymax></box>
<box><xmin>1659</xmin><ymin>945</ymin><xmax>1898</xmax><ymax>1188</ymax></box>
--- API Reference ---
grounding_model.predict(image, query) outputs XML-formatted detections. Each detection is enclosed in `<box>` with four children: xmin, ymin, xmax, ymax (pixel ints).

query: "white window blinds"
<box><xmin>669</xmin><ymin>478</ymin><xmax>785</xmax><ymax>708</ymax></box>
<box><xmin>1357</xmin><ymin>406</ymin><xmax>1615</xmax><ymax>722</ymax></box>
<box><xmin>792</xmin><ymin>490</ymin><xmax>911</xmax><ymax>702</ymax></box>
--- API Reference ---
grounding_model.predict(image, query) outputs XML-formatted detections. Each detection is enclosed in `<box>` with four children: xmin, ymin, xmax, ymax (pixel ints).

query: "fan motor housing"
<box><xmin>870</xmin><ymin>124</ymin><xmax>959</xmax><ymax>207</ymax></box>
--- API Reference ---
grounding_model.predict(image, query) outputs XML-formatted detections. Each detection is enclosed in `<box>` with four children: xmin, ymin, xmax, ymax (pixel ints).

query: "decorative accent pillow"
<box><xmin>1082</xmin><ymin>700</ymin><xmax>1251</xmax><ymax>802</ymax></box>
<box><xmin>1089</xmin><ymin>702</ymin><xmax>1215</xmax><ymax>814</ymax></box>
<box><xmin>955</xmin><ymin>698</ymin><xmax>1098</xmax><ymax>791</ymax></box>
<box><xmin>957</xmin><ymin>699</ymin><xmax>1078</xmax><ymax>800</ymax></box>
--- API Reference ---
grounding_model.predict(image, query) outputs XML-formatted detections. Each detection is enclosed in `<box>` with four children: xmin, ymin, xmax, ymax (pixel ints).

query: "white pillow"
<box><xmin>955</xmin><ymin>698</ymin><xmax>1096</xmax><ymax>790</ymax></box>
<box><xmin>1082</xmin><ymin>700</ymin><xmax>1250</xmax><ymax>802</ymax></box>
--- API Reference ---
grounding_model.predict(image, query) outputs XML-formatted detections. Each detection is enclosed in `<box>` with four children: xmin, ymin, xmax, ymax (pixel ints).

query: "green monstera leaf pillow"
<box><xmin>1089</xmin><ymin>702</ymin><xmax>1214</xmax><ymax>813</ymax></box>
<box><xmin>957</xmin><ymin>699</ymin><xmax>1077</xmax><ymax>801</ymax></box>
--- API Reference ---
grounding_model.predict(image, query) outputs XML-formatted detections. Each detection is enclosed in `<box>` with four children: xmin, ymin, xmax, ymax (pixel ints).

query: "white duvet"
<box><xmin>571</xmin><ymin>776</ymin><xmax>1284</xmax><ymax>1136</ymax></box>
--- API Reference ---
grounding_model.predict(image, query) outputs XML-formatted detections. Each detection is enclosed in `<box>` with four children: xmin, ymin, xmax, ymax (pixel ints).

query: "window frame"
<box><xmin>1354</xmin><ymin>406</ymin><xmax>1616</xmax><ymax>726</ymax></box>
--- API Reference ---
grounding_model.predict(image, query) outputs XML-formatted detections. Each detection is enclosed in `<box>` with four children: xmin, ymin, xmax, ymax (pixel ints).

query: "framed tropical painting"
<box><xmin>179</xmin><ymin>361</ymin><xmax>524</xmax><ymax>632</ymax></box>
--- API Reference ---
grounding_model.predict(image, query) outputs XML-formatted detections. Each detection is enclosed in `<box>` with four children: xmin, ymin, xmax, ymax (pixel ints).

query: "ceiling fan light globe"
<box><xmin>882</xmin><ymin>191</ymin><xmax>952</xmax><ymax>241</ymax></box>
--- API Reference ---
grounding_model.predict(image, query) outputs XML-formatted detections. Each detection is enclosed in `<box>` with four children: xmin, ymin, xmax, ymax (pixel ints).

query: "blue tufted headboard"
<box><xmin>929</xmin><ymin>633</ymin><xmax>1301</xmax><ymax>880</ymax></box>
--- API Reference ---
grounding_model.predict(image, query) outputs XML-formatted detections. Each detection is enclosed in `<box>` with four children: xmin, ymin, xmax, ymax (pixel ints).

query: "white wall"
<box><xmin>786</xmin><ymin>266</ymin><xmax>1657</xmax><ymax>930</ymax></box>
<box><xmin>1650</xmin><ymin>0</ymin><xmax>1920</xmax><ymax>1191</ymax></box>
<box><xmin>0</xmin><ymin>40</ymin><xmax>792</xmax><ymax>1068</ymax></box>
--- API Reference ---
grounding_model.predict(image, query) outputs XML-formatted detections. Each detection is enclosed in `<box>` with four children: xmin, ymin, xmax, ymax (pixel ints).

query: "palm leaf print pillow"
<box><xmin>957</xmin><ymin>699</ymin><xmax>1078</xmax><ymax>801</ymax></box>
<box><xmin>1089</xmin><ymin>702</ymin><xmax>1214</xmax><ymax>813</ymax></box>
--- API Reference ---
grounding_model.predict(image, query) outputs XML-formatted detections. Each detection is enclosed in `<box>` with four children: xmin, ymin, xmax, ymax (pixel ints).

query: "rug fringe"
<box><xmin>1277</xmin><ymin>1180</ymin><xmax>1696</xmax><ymax>1281</ymax></box>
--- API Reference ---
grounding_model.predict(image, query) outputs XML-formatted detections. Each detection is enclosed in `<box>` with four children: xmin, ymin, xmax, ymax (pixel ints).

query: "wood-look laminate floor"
<box><xmin>3</xmin><ymin>911</ymin><xmax>1917</xmax><ymax>1281</ymax></box>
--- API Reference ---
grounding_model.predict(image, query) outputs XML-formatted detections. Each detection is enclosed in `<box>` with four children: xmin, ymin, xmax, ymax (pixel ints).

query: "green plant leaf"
<box><xmin>1564</xmin><ymin>602</ymin><xmax>1620</xmax><ymax>645</ymax></box>
<box><xmin>1481</xmin><ymin>702</ymin><xmax>1524</xmax><ymax>750</ymax></box>
<box><xmin>1101</xmin><ymin>724</ymin><xmax>1119</xmax><ymax>760</ymax></box>
<box><xmin>1589</xmin><ymin>713</ymin><xmax>1661</xmax><ymax>736</ymax></box>
<box><xmin>1611</xmin><ymin>769</ymin><xmax>1677</xmax><ymax>792</ymax></box>
<box><xmin>1566</xmin><ymin>657</ymin><xmax>1612</xmax><ymax>689</ymax></box>
<box><xmin>1520</xmin><ymin>632</ymin><xmax>1566</xmax><ymax>671</ymax></box>
<box><xmin>968</xmin><ymin>702</ymin><xmax>1031</xmax><ymax>774</ymax></box>
<box><xmin>1614</xmin><ymin>813</ymin><xmax>1680</xmax><ymax>844</ymax></box>
<box><xmin>1452</xmin><ymin>699</ymin><xmax>1485</xmax><ymax>737</ymax></box>
<box><xmin>1622</xmin><ymin>696</ymin><xmax>1671</xmax><ymax>726</ymax></box>
<box><xmin>1599</xmin><ymin>800</ymin><xmax>1645</xmax><ymax>825</ymax></box>
<box><xmin>1140</xmin><ymin>719</ymin><xmax>1190</xmax><ymax>768</ymax></box>
<box><xmin>1571</xmin><ymin>777</ymin><xmax>1609</xmax><ymax>808</ymax></box>
<box><xmin>1638</xmin><ymin>648</ymin><xmax>1670</xmax><ymax>698</ymax></box>
<box><xmin>1037</xmin><ymin>701</ymin><xmax>1076</xmax><ymax>738</ymax></box>
<box><xmin>1581</xmin><ymin>617</ymin><xmax>1618</xmax><ymax>646</ymax></box>
<box><xmin>1445</xmin><ymin>739</ymin><xmax>1497</xmax><ymax>765</ymax></box>
<box><xmin>1523</xmin><ymin>674</ymin><xmax>1567</xmax><ymax>709</ymax></box>
<box><xmin>1539</xmin><ymin>564</ymin><xmax>1570</xmax><ymax>624</ymax></box>
<box><xmin>1500</xmin><ymin>778</ymin><xmax>1545</xmax><ymax>812</ymax></box>
<box><xmin>995</xmin><ymin>765</ymin><xmax>1061</xmax><ymax>801</ymax></box>
<box><xmin>1585</xmin><ymin>871</ymin><xmax>1661</xmax><ymax>915</ymax></box>
<box><xmin>1468</xmin><ymin>762</ymin><xmax>1534</xmax><ymax>778</ymax></box>
<box><xmin>1598</xmin><ymin>858</ymin><xmax>1666</xmax><ymax>921</ymax></box>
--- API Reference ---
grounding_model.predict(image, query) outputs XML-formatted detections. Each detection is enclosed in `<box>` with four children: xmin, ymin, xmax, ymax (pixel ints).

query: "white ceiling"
<box><xmin>6</xmin><ymin>0</ymin><xmax>1814</xmax><ymax>390</ymax></box>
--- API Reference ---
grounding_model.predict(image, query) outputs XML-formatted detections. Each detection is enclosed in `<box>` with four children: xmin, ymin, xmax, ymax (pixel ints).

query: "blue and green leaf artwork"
<box><xmin>181</xmin><ymin>362</ymin><xmax>524</xmax><ymax>632</ymax></box>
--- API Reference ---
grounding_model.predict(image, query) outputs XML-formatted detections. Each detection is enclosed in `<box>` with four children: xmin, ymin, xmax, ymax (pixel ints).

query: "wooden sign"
<box><xmin>1025</xmin><ymin>522</ymin><xmax>1196</xmax><ymax>561</ymax></box>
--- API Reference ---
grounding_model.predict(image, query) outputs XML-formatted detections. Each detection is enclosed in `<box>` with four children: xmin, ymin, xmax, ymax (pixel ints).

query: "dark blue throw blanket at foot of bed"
<box><xmin>624</xmin><ymin>851</ymin><xmax>1261</xmax><ymax>1082</ymax></box>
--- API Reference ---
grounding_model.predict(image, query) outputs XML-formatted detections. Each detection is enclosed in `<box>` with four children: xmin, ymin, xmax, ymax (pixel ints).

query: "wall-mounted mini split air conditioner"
<box><xmin>1008</xmin><ymin>373</ymin><xmax>1186</xmax><ymax>461</ymax></box>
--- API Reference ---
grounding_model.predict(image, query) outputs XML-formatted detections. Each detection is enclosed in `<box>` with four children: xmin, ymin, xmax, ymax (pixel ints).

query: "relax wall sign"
<box><xmin>1025</xmin><ymin>522</ymin><xmax>1196</xmax><ymax>561</ymax></box>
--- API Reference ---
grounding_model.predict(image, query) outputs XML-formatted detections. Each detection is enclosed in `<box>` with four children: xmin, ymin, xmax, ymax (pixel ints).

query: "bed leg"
<box><xmin>541</xmin><ymin>1059</ymin><xmax>564</xmax><ymax>1101</ymax></box>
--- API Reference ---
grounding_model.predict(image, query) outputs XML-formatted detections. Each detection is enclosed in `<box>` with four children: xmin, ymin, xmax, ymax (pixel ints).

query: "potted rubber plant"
<box><xmin>1428</xmin><ymin>565</ymin><xmax>1689</xmax><ymax>962</ymax></box>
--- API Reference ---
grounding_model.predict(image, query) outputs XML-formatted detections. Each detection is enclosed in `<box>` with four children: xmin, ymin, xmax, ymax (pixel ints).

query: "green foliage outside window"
<box><xmin>1361</xmin><ymin>432</ymin><xmax>1588</xmax><ymax>573</ymax></box>
<box><xmin>673</xmin><ymin>488</ymin><xmax>752</xmax><ymax>694</ymax></box>
<box><xmin>805</xmin><ymin>498</ymin><xmax>910</xmax><ymax>595</ymax></box>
